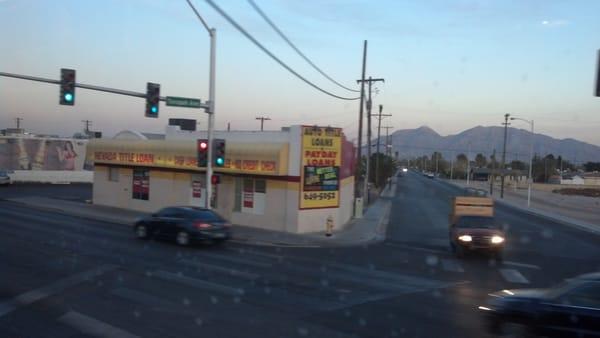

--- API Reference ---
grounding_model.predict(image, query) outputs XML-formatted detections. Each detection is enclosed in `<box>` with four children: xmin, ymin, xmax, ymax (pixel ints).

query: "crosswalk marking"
<box><xmin>0</xmin><ymin>265</ymin><xmax>118</xmax><ymax>318</ymax></box>
<box><xmin>59</xmin><ymin>311</ymin><xmax>139</xmax><ymax>338</ymax></box>
<box><xmin>503</xmin><ymin>261</ymin><xmax>541</xmax><ymax>270</ymax></box>
<box><xmin>441</xmin><ymin>259</ymin><xmax>464</xmax><ymax>272</ymax></box>
<box><xmin>180</xmin><ymin>259</ymin><xmax>260</xmax><ymax>280</ymax></box>
<box><xmin>499</xmin><ymin>268</ymin><xmax>530</xmax><ymax>284</ymax></box>
<box><xmin>153</xmin><ymin>270</ymin><xmax>244</xmax><ymax>296</ymax></box>
<box><xmin>195</xmin><ymin>252</ymin><xmax>273</xmax><ymax>268</ymax></box>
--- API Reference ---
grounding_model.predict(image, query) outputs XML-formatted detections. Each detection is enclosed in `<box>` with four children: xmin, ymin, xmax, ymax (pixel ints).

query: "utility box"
<box><xmin>354</xmin><ymin>198</ymin><xmax>364</xmax><ymax>218</ymax></box>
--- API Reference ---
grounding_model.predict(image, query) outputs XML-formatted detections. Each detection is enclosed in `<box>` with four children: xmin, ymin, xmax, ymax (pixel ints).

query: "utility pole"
<box><xmin>255</xmin><ymin>116</ymin><xmax>271</xmax><ymax>131</ymax></box>
<box><xmin>467</xmin><ymin>142</ymin><xmax>471</xmax><ymax>186</ymax></box>
<box><xmin>15</xmin><ymin>117</ymin><xmax>23</xmax><ymax>129</ymax></box>
<box><xmin>383</xmin><ymin>126</ymin><xmax>394</xmax><ymax>157</ymax></box>
<box><xmin>500</xmin><ymin>113</ymin><xmax>510</xmax><ymax>198</ymax></box>
<box><xmin>435</xmin><ymin>153</ymin><xmax>439</xmax><ymax>175</ymax></box>
<box><xmin>450</xmin><ymin>151</ymin><xmax>454</xmax><ymax>180</ymax></box>
<box><xmin>357</xmin><ymin>76</ymin><xmax>384</xmax><ymax>202</ymax></box>
<box><xmin>82</xmin><ymin>120</ymin><xmax>92</xmax><ymax>134</ymax></box>
<box><xmin>490</xmin><ymin>149</ymin><xmax>496</xmax><ymax>195</ymax></box>
<box><xmin>374</xmin><ymin>106</ymin><xmax>392</xmax><ymax>187</ymax></box>
<box><xmin>186</xmin><ymin>0</ymin><xmax>217</xmax><ymax>209</ymax></box>
<box><xmin>354</xmin><ymin>40</ymin><xmax>367</xmax><ymax>218</ymax></box>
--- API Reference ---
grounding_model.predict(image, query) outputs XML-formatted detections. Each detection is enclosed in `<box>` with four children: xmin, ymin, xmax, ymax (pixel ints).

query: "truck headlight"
<box><xmin>458</xmin><ymin>235</ymin><xmax>472</xmax><ymax>242</ymax></box>
<box><xmin>491</xmin><ymin>235</ymin><xmax>504</xmax><ymax>244</ymax></box>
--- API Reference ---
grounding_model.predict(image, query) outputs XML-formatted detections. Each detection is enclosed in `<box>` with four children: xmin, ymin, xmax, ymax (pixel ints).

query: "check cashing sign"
<box><xmin>300</xmin><ymin>126</ymin><xmax>342</xmax><ymax>209</ymax></box>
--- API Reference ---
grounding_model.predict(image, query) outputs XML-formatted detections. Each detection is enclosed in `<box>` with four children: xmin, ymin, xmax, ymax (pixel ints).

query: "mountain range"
<box><xmin>372</xmin><ymin>126</ymin><xmax>600</xmax><ymax>163</ymax></box>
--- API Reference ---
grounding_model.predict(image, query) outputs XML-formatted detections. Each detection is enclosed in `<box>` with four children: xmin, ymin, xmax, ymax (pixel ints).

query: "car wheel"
<box><xmin>135</xmin><ymin>224</ymin><xmax>149</xmax><ymax>239</ymax></box>
<box><xmin>494</xmin><ymin>251</ymin><xmax>504</xmax><ymax>262</ymax></box>
<box><xmin>176</xmin><ymin>231</ymin><xmax>191</xmax><ymax>246</ymax></box>
<box><xmin>455</xmin><ymin>245</ymin><xmax>465</xmax><ymax>258</ymax></box>
<box><xmin>449</xmin><ymin>241</ymin><xmax>456</xmax><ymax>253</ymax></box>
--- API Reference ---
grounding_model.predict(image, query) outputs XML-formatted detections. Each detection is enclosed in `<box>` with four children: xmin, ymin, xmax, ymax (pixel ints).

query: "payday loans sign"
<box><xmin>300</xmin><ymin>126</ymin><xmax>342</xmax><ymax>209</ymax></box>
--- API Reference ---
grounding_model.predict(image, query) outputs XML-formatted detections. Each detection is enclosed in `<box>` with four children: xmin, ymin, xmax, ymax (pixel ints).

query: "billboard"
<box><xmin>300</xmin><ymin>126</ymin><xmax>342</xmax><ymax>209</ymax></box>
<box><xmin>0</xmin><ymin>137</ymin><xmax>90</xmax><ymax>171</ymax></box>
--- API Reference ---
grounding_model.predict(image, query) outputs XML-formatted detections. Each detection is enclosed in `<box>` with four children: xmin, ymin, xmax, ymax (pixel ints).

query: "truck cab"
<box><xmin>449</xmin><ymin>190</ymin><xmax>505</xmax><ymax>260</ymax></box>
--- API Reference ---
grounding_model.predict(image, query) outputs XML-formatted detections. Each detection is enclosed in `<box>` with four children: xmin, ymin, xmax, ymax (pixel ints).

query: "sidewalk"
<box><xmin>443</xmin><ymin>179</ymin><xmax>600</xmax><ymax>235</ymax></box>
<box><xmin>5</xmin><ymin>184</ymin><xmax>394</xmax><ymax>247</ymax></box>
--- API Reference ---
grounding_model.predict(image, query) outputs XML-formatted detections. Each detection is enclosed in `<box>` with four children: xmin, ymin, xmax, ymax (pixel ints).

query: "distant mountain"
<box><xmin>372</xmin><ymin>125</ymin><xmax>600</xmax><ymax>163</ymax></box>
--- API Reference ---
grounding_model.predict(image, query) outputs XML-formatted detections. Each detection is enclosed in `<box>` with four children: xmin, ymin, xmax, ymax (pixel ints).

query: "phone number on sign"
<box><xmin>303</xmin><ymin>192</ymin><xmax>336</xmax><ymax>201</ymax></box>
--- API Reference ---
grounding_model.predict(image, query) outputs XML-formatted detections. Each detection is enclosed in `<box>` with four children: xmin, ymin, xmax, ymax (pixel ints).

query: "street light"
<box><xmin>510</xmin><ymin>116</ymin><xmax>534</xmax><ymax>207</ymax></box>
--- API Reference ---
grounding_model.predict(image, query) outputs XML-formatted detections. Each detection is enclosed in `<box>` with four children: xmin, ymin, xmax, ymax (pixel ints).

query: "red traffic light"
<box><xmin>199</xmin><ymin>141</ymin><xmax>208</xmax><ymax>150</ymax></box>
<box><xmin>211</xmin><ymin>175</ymin><xmax>220</xmax><ymax>185</ymax></box>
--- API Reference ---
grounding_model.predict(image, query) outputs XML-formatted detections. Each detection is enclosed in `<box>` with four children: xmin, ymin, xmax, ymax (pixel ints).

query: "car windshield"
<box><xmin>456</xmin><ymin>216</ymin><xmax>500</xmax><ymax>229</ymax></box>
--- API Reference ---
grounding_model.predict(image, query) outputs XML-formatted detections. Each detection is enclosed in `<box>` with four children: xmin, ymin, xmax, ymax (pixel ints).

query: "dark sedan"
<box><xmin>479</xmin><ymin>272</ymin><xmax>600</xmax><ymax>337</ymax></box>
<box><xmin>133</xmin><ymin>206</ymin><xmax>232</xmax><ymax>246</ymax></box>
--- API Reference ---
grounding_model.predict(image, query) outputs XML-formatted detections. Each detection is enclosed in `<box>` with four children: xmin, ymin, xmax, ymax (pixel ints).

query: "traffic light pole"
<box><xmin>205</xmin><ymin>28</ymin><xmax>216</xmax><ymax>209</ymax></box>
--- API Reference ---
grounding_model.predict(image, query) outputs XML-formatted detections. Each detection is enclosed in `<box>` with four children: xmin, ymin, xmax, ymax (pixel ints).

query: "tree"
<box><xmin>475</xmin><ymin>153</ymin><xmax>487</xmax><ymax>168</ymax></box>
<box><xmin>455</xmin><ymin>153</ymin><xmax>468</xmax><ymax>179</ymax></box>
<box><xmin>510</xmin><ymin>160</ymin><xmax>526</xmax><ymax>171</ymax></box>
<box><xmin>584</xmin><ymin>162</ymin><xmax>600</xmax><ymax>172</ymax></box>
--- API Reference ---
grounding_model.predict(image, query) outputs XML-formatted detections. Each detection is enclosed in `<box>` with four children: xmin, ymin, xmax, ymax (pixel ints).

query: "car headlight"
<box><xmin>491</xmin><ymin>235</ymin><xmax>504</xmax><ymax>244</ymax></box>
<box><xmin>458</xmin><ymin>235</ymin><xmax>472</xmax><ymax>242</ymax></box>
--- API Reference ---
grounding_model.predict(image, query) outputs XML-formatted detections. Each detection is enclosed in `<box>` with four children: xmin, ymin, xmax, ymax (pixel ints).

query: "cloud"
<box><xmin>541</xmin><ymin>19</ymin><xmax>568</xmax><ymax>27</ymax></box>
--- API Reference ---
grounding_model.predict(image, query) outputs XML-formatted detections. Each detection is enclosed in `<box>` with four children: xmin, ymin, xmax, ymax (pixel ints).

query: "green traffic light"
<box><xmin>64</xmin><ymin>93</ymin><xmax>73</xmax><ymax>102</ymax></box>
<box><xmin>216</xmin><ymin>157</ymin><xmax>224</xmax><ymax>166</ymax></box>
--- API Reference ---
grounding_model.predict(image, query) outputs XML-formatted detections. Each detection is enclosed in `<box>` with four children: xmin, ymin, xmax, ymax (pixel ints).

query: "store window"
<box><xmin>132</xmin><ymin>168</ymin><xmax>149</xmax><ymax>200</ymax></box>
<box><xmin>240</xmin><ymin>178</ymin><xmax>266</xmax><ymax>215</ymax></box>
<box><xmin>108</xmin><ymin>167</ymin><xmax>119</xmax><ymax>182</ymax></box>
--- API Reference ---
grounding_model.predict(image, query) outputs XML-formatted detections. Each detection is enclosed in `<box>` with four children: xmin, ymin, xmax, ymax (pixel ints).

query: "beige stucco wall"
<box><xmin>230</xmin><ymin>179</ymin><xmax>289</xmax><ymax>232</ymax></box>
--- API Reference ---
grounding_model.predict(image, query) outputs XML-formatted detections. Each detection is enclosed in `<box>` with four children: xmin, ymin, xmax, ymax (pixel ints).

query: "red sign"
<box><xmin>243</xmin><ymin>192</ymin><xmax>254</xmax><ymax>208</ymax></box>
<box><xmin>192</xmin><ymin>181</ymin><xmax>202</xmax><ymax>198</ymax></box>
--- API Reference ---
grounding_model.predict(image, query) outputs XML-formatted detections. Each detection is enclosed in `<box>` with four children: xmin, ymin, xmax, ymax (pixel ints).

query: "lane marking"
<box><xmin>195</xmin><ymin>252</ymin><xmax>272</xmax><ymax>268</ymax></box>
<box><xmin>111</xmin><ymin>288</ymin><xmax>175</xmax><ymax>310</ymax></box>
<box><xmin>152</xmin><ymin>270</ymin><xmax>244</xmax><ymax>296</ymax></box>
<box><xmin>59</xmin><ymin>311</ymin><xmax>139</xmax><ymax>338</ymax></box>
<box><xmin>499</xmin><ymin>268</ymin><xmax>530</xmax><ymax>284</ymax></box>
<box><xmin>179</xmin><ymin>259</ymin><xmax>259</xmax><ymax>280</ymax></box>
<box><xmin>0</xmin><ymin>265</ymin><xmax>118</xmax><ymax>318</ymax></box>
<box><xmin>503</xmin><ymin>261</ymin><xmax>541</xmax><ymax>270</ymax></box>
<box><xmin>384</xmin><ymin>242</ymin><xmax>449</xmax><ymax>255</ymax></box>
<box><xmin>441</xmin><ymin>259</ymin><xmax>465</xmax><ymax>273</ymax></box>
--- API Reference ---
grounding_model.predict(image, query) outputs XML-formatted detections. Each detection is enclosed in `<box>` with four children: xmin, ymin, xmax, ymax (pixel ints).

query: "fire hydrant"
<box><xmin>325</xmin><ymin>215</ymin><xmax>334</xmax><ymax>237</ymax></box>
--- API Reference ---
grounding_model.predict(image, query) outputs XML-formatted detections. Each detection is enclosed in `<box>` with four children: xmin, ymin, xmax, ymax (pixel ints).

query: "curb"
<box><xmin>438</xmin><ymin>179</ymin><xmax>600</xmax><ymax>237</ymax></box>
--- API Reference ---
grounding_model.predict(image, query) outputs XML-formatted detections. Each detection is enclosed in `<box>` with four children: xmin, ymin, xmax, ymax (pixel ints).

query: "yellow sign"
<box><xmin>300</xmin><ymin>126</ymin><xmax>342</xmax><ymax>209</ymax></box>
<box><xmin>89</xmin><ymin>140</ymin><xmax>285</xmax><ymax>176</ymax></box>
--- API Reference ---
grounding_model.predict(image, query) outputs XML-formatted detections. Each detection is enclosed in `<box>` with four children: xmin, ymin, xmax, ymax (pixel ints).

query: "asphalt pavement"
<box><xmin>0</xmin><ymin>173</ymin><xmax>598</xmax><ymax>337</ymax></box>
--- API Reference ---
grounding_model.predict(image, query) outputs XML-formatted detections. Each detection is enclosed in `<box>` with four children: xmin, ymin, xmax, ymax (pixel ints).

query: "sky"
<box><xmin>1</xmin><ymin>0</ymin><xmax>600</xmax><ymax>145</ymax></box>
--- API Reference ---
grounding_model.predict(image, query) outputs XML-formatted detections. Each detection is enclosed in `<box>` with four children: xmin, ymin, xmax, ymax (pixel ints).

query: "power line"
<box><xmin>247</xmin><ymin>0</ymin><xmax>359</xmax><ymax>93</ymax></box>
<box><xmin>203</xmin><ymin>0</ymin><xmax>360</xmax><ymax>101</ymax></box>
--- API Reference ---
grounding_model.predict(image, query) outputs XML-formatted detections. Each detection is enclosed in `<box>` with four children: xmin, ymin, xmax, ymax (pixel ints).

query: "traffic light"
<box><xmin>197</xmin><ymin>139</ymin><xmax>208</xmax><ymax>167</ymax></box>
<box><xmin>145</xmin><ymin>82</ymin><xmax>160</xmax><ymax>118</ymax></box>
<box><xmin>213</xmin><ymin>139</ymin><xmax>226</xmax><ymax>167</ymax></box>
<box><xmin>211</xmin><ymin>174</ymin><xmax>220</xmax><ymax>185</ymax></box>
<box><xmin>60</xmin><ymin>68</ymin><xmax>76</xmax><ymax>105</ymax></box>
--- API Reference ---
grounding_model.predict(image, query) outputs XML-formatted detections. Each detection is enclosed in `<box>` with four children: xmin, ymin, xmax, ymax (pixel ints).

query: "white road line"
<box><xmin>197</xmin><ymin>252</ymin><xmax>273</xmax><ymax>268</ymax></box>
<box><xmin>180</xmin><ymin>259</ymin><xmax>259</xmax><ymax>280</ymax></box>
<box><xmin>59</xmin><ymin>311</ymin><xmax>139</xmax><ymax>338</ymax></box>
<box><xmin>441</xmin><ymin>259</ymin><xmax>465</xmax><ymax>273</ymax></box>
<box><xmin>111</xmin><ymin>288</ymin><xmax>175</xmax><ymax>309</ymax></box>
<box><xmin>384</xmin><ymin>242</ymin><xmax>449</xmax><ymax>255</ymax></box>
<box><xmin>503</xmin><ymin>261</ymin><xmax>541</xmax><ymax>270</ymax></box>
<box><xmin>499</xmin><ymin>268</ymin><xmax>530</xmax><ymax>284</ymax></box>
<box><xmin>0</xmin><ymin>265</ymin><xmax>118</xmax><ymax>318</ymax></box>
<box><xmin>152</xmin><ymin>270</ymin><xmax>244</xmax><ymax>296</ymax></box>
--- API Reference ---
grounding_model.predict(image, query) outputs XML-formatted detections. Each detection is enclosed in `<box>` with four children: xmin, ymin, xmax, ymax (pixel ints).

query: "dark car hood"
<box><xmin>455</xmin><ymin>228</ymin><xmax>504</xmax><ymax>237</ymax></box>
<box><xmin>492</xmin><ymin>288</ymin><xmax>548</xmax><ymax>300</ymax></box>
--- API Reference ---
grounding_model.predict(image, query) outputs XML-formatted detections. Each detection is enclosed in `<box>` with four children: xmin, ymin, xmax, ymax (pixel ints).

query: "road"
<box><xmin>0</xmin><ymin>174</ymin><xmax>598</xmax><ymax>337</ymax></box>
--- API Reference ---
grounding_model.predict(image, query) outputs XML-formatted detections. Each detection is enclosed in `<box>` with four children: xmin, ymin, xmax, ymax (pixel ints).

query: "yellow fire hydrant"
<box><xmin>325</xmin><ymin>216</ymin><xmax>334</xmax><ymax>237</ymax></box>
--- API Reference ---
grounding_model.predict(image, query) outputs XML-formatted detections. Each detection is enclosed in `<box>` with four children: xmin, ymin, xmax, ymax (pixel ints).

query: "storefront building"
<box><xmin>89</xmin><ymin>125</ymin><xmax>355</xmax><ymax>233</ymax></box>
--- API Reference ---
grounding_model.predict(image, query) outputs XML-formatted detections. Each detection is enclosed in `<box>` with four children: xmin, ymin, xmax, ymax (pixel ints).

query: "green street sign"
<box><xmin>166</xmin><ymin>96</ymin><xmax>202</xmax><ymax>108</ymax></box>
